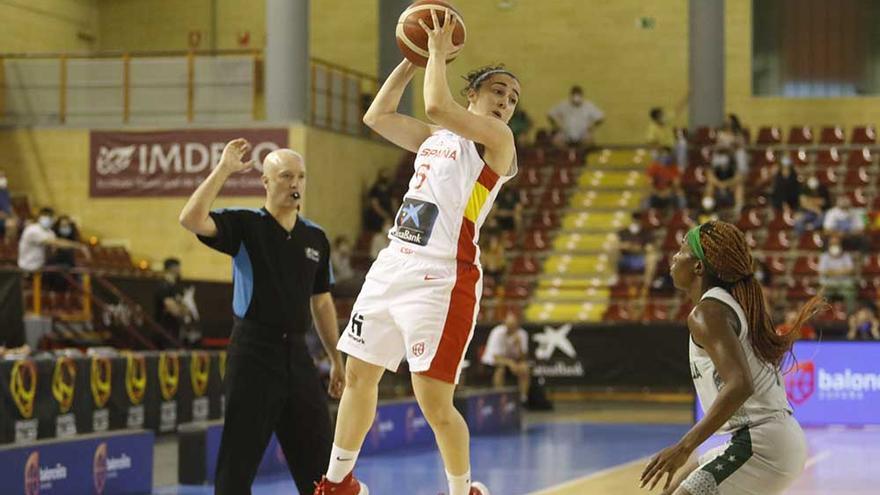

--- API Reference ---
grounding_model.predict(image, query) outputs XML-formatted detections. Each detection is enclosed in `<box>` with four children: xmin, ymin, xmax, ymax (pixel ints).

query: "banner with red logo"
<box><xmin>89</xmin><ymin>128</ymin><xmax>288</xmax><ymax>197</ymax></box>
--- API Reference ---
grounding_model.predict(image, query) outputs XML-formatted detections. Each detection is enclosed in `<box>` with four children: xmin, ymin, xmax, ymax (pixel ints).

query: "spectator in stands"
<box><xmin>0</xmin><ymin>171</ymin><xmax>18</xmax><ymax>241</ymax></box>
<box><xmin>848</xmin><ymin>301</ymin><xmax>880</xmax><ymax>340</ymax></box>
<box><xmin>363</xmin><ymin>169</ymin><xmax>395</xmax><ymax>232</ymax></box>
<box><xmin>17</xmin><ymin>208</ymin><xmax>89</xmax><ymax>273</ymax></box>
<box><xmin>547</xmin><ymin>85</ymin><xmax>604</xmax><ymax>150</ymax></box>
<box><xmin>508</xmin><ymin>107</ymin><xmax>533</xmax><ymax>146</ymax></box>
<box><xmin>794</xmin><ymin>175</ymin><xmax>831</xmax><ymax>235</ymax></box>
<box><xmin>369</xmin><ymin>219</ymin><xmax>392</xmax><ymax>261</ymax></box>
<box><xmin>482</xmin><ymin>311</ymin><xmax>530</xmax><ymax>405</ymax></box>
<box><xmin>646</xmin><ymin>92</ymin><xmax>689</xmax><ymax>167</ymax></box>
<box><xmin>715</xmin><ymin>113</ymin><xmax>749</xmax><ymax>175</ymax></box>
<box><xmin>705</xmin><ymin>149</ymin><xmax>744</xmax><ymax>213</ymax></box>
<box><xmin>493</xmin><ymin>187</ymin><xmax>522</xmax><ymax>232</ymax></box>
<box><xmin>769</xmin><ymin>155</ymin><xmax>800</xmax><ymax>212</ymax></box>
<box><xmin>615</xmin><ymin>212</ymin><xmax>658</xmax><ymax>298</ymax></box>
<box><xmin>331</xmin><ymin>235</ymin><xmax>355</xmax><ymax>283</ymax></box>
<box><xmin>43</xmin><ymin>215</ymin><xmax>82</xmax><ymax>292</ymax></box>
<box><xmin>645</xmin><ymin>147</ymin><xmax>684</xmax><ymax>210</ymax></box>
<box><xmin>818</xmin><ymin>236</ymin><xmax>856</xmax><ymax>314</ymax></box>
<box><xmin>776</xmin><ymin>309</ymin><xmax>817</xmax><ymax>340</ymax></box>
<box><xmin>823</xmin><ymin>196</ymin><xmax>865</xmax><ymax>250</ymax></box>
<box><xmin>481</xmin><ymin>231</ymin><xmax>507</xmax><ymax>287</ymax></box>
<box><xmin>154</xmin><ymin>258</ymin><xmax>199</xmax><ymax>347</ymax></box>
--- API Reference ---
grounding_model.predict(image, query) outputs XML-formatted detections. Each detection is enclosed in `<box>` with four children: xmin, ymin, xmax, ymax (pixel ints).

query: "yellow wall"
<box><xmin>0</xmin><ymin>0</ymin><xmax>99</xmax><ymax>53</ymax></box>
<box><xmin>725</xmin><ymin>0</ymin><xmax>880</xmax><ymax>131</ymax></box>
<box><xmin>0</xmin><ymin>126</ymin><xmax>399</xmax><ymax>281</ymax></box>
<box><xmin>96</xmin><ymin>0</ymin><xmax>378</xmax><ymax>77</ymax></box>
<box><xmin>411</xmin><ymin>0</ymin><xmax>690</xmax><ymax>144</ymax></box>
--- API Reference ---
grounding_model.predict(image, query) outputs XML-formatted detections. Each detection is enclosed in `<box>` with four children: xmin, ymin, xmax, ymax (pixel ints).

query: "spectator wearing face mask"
<box><xmin>43</xmin><ymin>215</ymin><xmax>82</xmax><ymax>293</ymax></box>
<box><xmin>693</xmin><ymin>195</ymin><xmax>721</xmax><ymax>225</ymax></box>
<box><xmin>705</xmin><ymin>149</ymin><xmax>744</xmax><ymax>213</ymax></box>
<box><xmin>848</xmin><ymin>301</ymin><xmax>880</xmax><ymax>341</ymax></box>
<box><xmin>0</xmin><ymin>171</ymin><xmax>18</xmax><ymax>241</ymax></box>
<box><xmin>818</xmin><ymin>236</ymin><xmax>856</xmax><ymax>314</ymax></box>
<box><xmin>646</xmin><ymin>93</ymin><xmax>689</xmax><ymax>168</ymax></box>
<box><xmin>823</xmin><ymin>196</ymin><xmax>866</xmax><ymax>251</ymax></box>
<box><xmin>547</xmin><ymin>85</ymin><xmax>604</xmax><ymax>150</ymax></box>
<box><xmin>645</xmin><ymin>147</ymin><xmax>684</xmax><ymax>210</ymax></box>
<box><xmin>615</xmin><ymin>212</ymin><xmax>658</xmax><ymax>298</ymax></box>
<box><xmin>770</xmin><ymin>155</ymin><xmax>800</xmax><ymax>212</ymax></box>
<box><xmin>795</xmin><ymin>175</ymin><xmax>831</xmax><ymax>235</ymax></box>
<box><xmin>18</xmin><ymin>208</ymin><xmax>90</xmax><ymax>273</ymax></box>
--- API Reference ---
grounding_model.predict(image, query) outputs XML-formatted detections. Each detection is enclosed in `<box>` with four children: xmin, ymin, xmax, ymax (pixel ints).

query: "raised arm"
<box><xmin>179</xmin><ymin>139</ymin><xmax>253</xmax><ymax>237</ymax></box>
<box><xmin>363</xmin><ymin>60</ymin><xmax>435</xmax><ymax>153</ymax></box>
<box><xmin>420</xmin><ymin>9</ymin><xmax>515</xmax><ymax>176</ymax></box>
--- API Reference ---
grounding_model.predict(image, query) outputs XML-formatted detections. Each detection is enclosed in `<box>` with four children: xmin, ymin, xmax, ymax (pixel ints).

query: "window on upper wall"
<box><xmin>752</xmin><ymin>0</ymin><xmax>880</xmax><ymax>97</ymax></box>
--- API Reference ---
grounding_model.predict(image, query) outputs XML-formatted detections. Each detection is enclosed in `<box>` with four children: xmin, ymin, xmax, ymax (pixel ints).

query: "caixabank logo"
<box><xmin>190</xmin><ymin>352</ymin><xmax>210</xmax><ymax>398</ymax></box>
<box><xmin>159</xmin><ymin>352</ymin><xmax>180</xmax><ymax>401</ymax></box>
<box><xmin>11</xmin><ymin>360</ymin><xmax>38</xmax><ymax>419</ymax></box>
<box><xmin>125</xmin><ymin>353</ymin><xmax>147</xmax><ymax>405</ymax></box>
<box><xmin>91</xmin><ymin>357</ymin><xmax>112</xmax><ymax>409</ymax></box>
<box><xmin>52</xmin><ymin>357</ymin><xmax>77</xmax><ymax>414</ymax></box>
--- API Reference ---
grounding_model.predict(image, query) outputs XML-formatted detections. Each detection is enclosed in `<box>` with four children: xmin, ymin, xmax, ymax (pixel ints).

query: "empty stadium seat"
<box><xmin>549</xmin><ymin>167</ymin><xmax>576</xmax><ymax>187</ymax></box>
<box><xmin>788</xmin><ymin>148</ymin><xmax>810</xmax><ymax>167</ymax></box>
<box><xmin>681</xmin><ymin>166</ymin><xmax>706</xmax><ymax>192</ymax></box>
<box><xmin>693</xmin><ymin>126</ymin><xmax>716</xmax><ymax>146</ymax></box>
<box><xmin>844</xmin><ymin>167</ymin><xmax>873</xmax><ymax>187</ymax></box>
<box><xmin>764</xmin><ymin>230</ymin><xmax>794</xmax><ymax>251</ymax></box>
<box><xmin>847</xmin><ymin>147</ymin><xmax>875</xmax><ymax>167</ymax></box>
<box><xmin>814</xmin><ymin>147</ymin><xmax>843</xmax><ymax>168</ymax></box>
<box><xmin>736</xmin><ymin>210</ymin><xmax>763</xmax><ymax>234</ymax></box>
<box><xmin>530</xmin><ymin>210</ymin><xmax>560</xmax><ymax>231</ymax></box>
<box><xmin>863</xmin><ymin>254</ymin><xmax>880</xmax><ymax>276</ymax></box>
<box><xmin>817</xmin><ymin>167</ymin><xmax>839</xmax><ymax>187</ymax></box>
<box><xmin>819</xmin><ymin>126</ymin><xmax>846</xmax><ymax>145</ymax></box>
<box><xmin>768</xmin><ymin>209</ymin><xmax>796</xmax><ymax>231</ymax></box>
<box><xmin>540</xmin><ymin>187</ymin><xmax>568</xmax><ymax>209</ymax></box>
<box><xmin>517</xmin><ymin>188</ymin><xmax>541</xmax><ymax>208</ymax></box>
<box><xmin>850</xmin><ymin>125</ymin><xmax>877</xmax><ymax>144</ymax></box>
<box><xmin>792</xmin><ymin>255</ymin><xmax>820</xmax><ymax>275</ymax></box>
<box><xmin>523</xmin><ymin>229</ymin><xmax>551</xmax><ymax>251</ymax></box>
<box><xmin>765</xmin><ymin>255</ymin><xmax>788</xmax><ymax>276</ymax></box>
<box><xmin>502</xmin><ymin>279</ymin><xmax>532</xmax><ymax>300</ymax></box>
<box><xmin>788</xmin><ymin>126</ymin><xmax>813</xmax><ymax>145</ymax></box>
<box><xmin>847</xmin><ymin>188</ymin><xmax>869</xmax><ymax>208</ymax></box>
<box><xmin>510</xmin><ymin>255</ymin><xmax>539</xmax><ymax>275</ymax></box>
<box><xmin>518</xmin><ymin>166</ymin><xmax>543</xmax><ymax>188</ymax></box>
<box><xmin>797</xmin><ymin>232</ymin><xmax>825</xmax><ymax>251</ymax></box>
<box><xmin>756</xmin><ymin>126</ymin><xmax>782</xmax><ymax>145</ymax></box>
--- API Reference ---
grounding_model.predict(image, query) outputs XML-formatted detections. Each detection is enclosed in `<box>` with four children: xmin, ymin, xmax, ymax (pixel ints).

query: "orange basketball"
<box><xmin>396</xmin><ymin>0</ymin><xmax>467</xmax><ymax>68</ymax></box>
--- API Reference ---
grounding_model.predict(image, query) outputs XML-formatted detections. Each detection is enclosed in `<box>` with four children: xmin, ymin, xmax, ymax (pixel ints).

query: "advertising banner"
<box><xmin>694</xmin><ymin>342</ymin><xmax>880</xmax><ymax>426</ymax></box>
<box><xmin>89</xmin><ymin>128</ymin><xmax>288</xmax><ymax>197</ymax></box>
<box><xmin>0</xmin><ymin>430</ymin><xmax>153</xmax><ymax>495</ymax></box>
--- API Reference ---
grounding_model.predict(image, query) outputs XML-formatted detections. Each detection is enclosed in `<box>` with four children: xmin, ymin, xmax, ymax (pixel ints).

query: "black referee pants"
<box><xmin>215</xmin><ymin>319</ymin><xmax>332</xmax><ymax>494</ymax></box>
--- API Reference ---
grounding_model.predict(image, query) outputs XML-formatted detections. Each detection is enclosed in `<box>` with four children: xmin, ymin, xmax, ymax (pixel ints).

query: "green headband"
<box><xmin>686</xmin><ymin>224</ymin><xmax>706</xmax><ymax>262</ymax></box>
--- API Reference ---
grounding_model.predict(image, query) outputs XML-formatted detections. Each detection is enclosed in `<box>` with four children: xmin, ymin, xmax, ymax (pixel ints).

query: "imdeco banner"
<box><xmin>89</xmin><ymin>128</ymin><xmax>288</xmax><ymax>197</ymax></box>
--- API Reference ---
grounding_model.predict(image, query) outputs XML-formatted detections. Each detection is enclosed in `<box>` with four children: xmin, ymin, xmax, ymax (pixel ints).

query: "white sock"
<box><xmin>447</xmin><ymin>470</ymin><xmax>471</xmax><ymax>495</ymax></box>
<box><xmin>326</xmin><ymin>444</ymin><xmax>360</xmax><ymax>483</ymax></box>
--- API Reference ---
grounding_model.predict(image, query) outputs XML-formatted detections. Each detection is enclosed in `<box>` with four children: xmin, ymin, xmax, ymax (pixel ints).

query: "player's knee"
<box><xmin>421</xmin><ymin>402</ymin><xmax>458</xmax><ymax>429</ymax></box>
<box><xmin>344</xmin><ymin>360</ymin><xmax>381</xmax><ymax>391</ymax></box>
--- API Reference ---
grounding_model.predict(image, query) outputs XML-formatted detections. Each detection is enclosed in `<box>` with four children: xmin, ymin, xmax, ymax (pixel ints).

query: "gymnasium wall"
<box><xmin>0</xmin><ymin>0</ymin><xmax>99</xmax><ymax>53</ymax></box>
<box><xmin>0</xmin><ymin>126</ymin><xmax>399</xmax><ymax>281</ymax></box>
<box><xmin>725</xmin><ymin>0</ymin><xmax>880</xmax><ymax>131</ymax></box>
<box><xmin>96</xmin><ymin>0</ymin><xmax>379</xmax><ymax>77</ymax></box>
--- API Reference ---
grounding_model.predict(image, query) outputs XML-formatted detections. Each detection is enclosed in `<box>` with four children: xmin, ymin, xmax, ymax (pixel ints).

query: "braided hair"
<box><xmin>460</xmin><ymin>64</ymin><xmax>517</xmax><ymax>97</ymax></box>
<box><xmin>696</xmin><ymin>221</ymin><xmax>824</xmax><ymax>368</ymax></box>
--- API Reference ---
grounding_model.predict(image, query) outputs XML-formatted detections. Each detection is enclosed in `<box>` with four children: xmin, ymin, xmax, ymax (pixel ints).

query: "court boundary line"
<box><xmin>528</xmin><ymin>455</ymin><xmax>651</xmax><ymax>495</ymax></box>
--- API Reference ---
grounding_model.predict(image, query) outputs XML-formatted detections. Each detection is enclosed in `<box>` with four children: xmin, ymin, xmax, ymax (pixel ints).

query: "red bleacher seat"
<box><xmin>847</xmin><ymin>147</ymin><xmax>875</xmax><ymax>167</ymax></box>
<box><xmin>668</xmin><ymin>210</ymin><xmax>691</xmax><ymax>230</ymax></box>
<box><xmin>843</xmin><ymin>167</ymin><xmax>873</xmax><ymax>187</ymax></box>
<box><xmin>693</xmin><ymin>127</ymin><xmax>716</xmax><ymax>146</ymax></box>
<box><xmin>523</xmin><ymin>229</ymin><xmax>551</xmax><ymax>251</ymax></box>
<box><xmin>788</xmin><ymin>126</ymin><xmax>813</xmax><ymax>145</ymax></box>
<box><xmin>663</xmin><ymin>228</ymin><xmax>688</xmax><ymax>251</ymax></box>
<box><xmin>549</xmin><ymin>168</ymin><xmax>575</xmax><ymax>187</ymax></box>
<box><xmin>863</xmin><ymin>254</ymin><xmax>880</xmax><ymax>276</ymax></box>
<box><xmin>604</xmin><ymin>303</ymin><xmax>635</xmax><ymax>321</ymax></box>
<box><xmin>530</xmin><ymin>211</ymin><xmax>560</xmax><ymax>231</ymax></box>
<box><xmin>743</xmin><ymin>231</ymin><xmax>759</xmax><ymax>250</ymax></box>
<box><xmin>797</xmin><ymin>232</ymin><xmax>825</xmax><ymax>251</ymax></box>
<box><xmin>768</xmin><ymin>209</ymin><xmax>796</xmax><ymax>231</ymax></box>
<box><xmin>681</xmin><ymin>166</ymin><xmax>706</xmax><ymax>192</ymax></box>
<box><xmin>642</xmin><ymin>208</ymin><xmax>664</xmax><ymax>230</ymax></box>
<box><xmin>675</xmin><ymin>302</ymin><xmax>693</xmax><ymax>321</ymax></box>
<box><xmin>764</xmin><ymin>230</ymin><xmax>794</xmax><ymax>251</ymax></box>
<box><xmin>792</xmin><ymin>255</ymin><xmax>820</xmax><ymax>275</ymax></box>
<box><xmin>518</xmin><ymin>167</ymin><xmax>543</xmax><ymax>188</ymax></box>
<box><xmin>689</xmin><ymin>147</ymin><xmax>712</xmax><ymax>167</ymax></box>
<box><xmin>788</xmin><ymin>148</ymin><xmax>810</xmax><ymax>166</ymax></box>
<box><xmin>756</xmin><ymin>126</ymin><xmax>782</xmax><ymax>145</ymax></box>
<box><xmin>859</xmin><ymin>278</ymin><xmax>880</xmax><ymax>300</ymax></box>
<box><xmin>851</xmin><ymin>125</ymin><xmax>877</xmax><ymax>144</ymax></box>
<box><xmin>510</xmin><ymin>255</ymin><xmax>539</xmax><ymax>275</ymax></box>
<box><xmin>643</xmin><ymin>300</ymin><xmax>672</xmax><ymax>321</ymax></box>
<box><xmin>751</xmin><ymin>148</ymin><xmax>777</xmax><ymax>168</ymax></box>
<box><xmin>766</xmin><ymin>255</ymin><xmax>788</xmax><ymax>276</ymax></box>
<box><xmin>539</xmin><ymin>187</ymin><xmax>567</xmax><ymax>209</ymax></box>
<box><xmin>819</xmin><ymin>126</ymin><xmax>846</xmax><ymax>145</ymax></box>
<box><xmin>500</xmin><ymin>230</ymin><xmax>518</xmax><ymax>250</ymax></box>
<box><xmin>814</xmin><ymin>147</ymin><xmax>843</xmax><ymax>168</ymax></box>
<box><xmin>817</xmin><ymin>167</ymin><xmax>839</xmax><ymax>187</ymax></box>
<box><xmin>847</xmin><ymin>188</ymin><xmax>869</xmax><ymax>208</ymax></box>
<box><xmin>502</xmin><ymin>279</ymin><xmax>532</xmax><ymax>300</ymax></box>
<box><xmin>610</xmin><ymin>277</ymin><xmax>642</xmax><ymax>298</ymax></box>
<box><xmin>735</xmin><ymin>209</ymin><xmax>765</xmax><ymax>231</ymax></box>
<box><xmin>786</xmin><ymin>280</ymin><xmax>819</xmax><ymax>300</ymax></box>
<box><xmin>517</xmin><ymin>188</ymin><xmax>541</xmax><ymax>208</ymax></box>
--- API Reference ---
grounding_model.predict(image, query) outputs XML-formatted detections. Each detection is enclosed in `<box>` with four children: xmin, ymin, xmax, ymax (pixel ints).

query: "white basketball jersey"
<box><xmin>689</xmin><ymin>287</ymin><xmax>792</xmax><ymax>434</ymax></box>
<box><xmin>387</xmin><ymin>129</ymin><xmax>516</xmax><ymax>264</ymax></box>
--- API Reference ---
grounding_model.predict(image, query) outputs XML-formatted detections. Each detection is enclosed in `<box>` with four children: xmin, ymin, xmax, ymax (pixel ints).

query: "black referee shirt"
<box><xmin>197</xmin><ymin>207</ymin><xmax>334</xmax><ymax>335</ymax></box>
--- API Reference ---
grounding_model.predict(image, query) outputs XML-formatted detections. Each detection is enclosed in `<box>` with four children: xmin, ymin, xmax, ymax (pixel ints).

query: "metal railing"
<box><xmin>0</xmin><ymin>50</ymin><xmax>379</xmax><ymax>137</ymax></box>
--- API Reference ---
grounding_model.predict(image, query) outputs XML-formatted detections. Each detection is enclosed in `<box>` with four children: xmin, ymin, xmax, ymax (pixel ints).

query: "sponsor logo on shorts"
<box><xmin>347</xmin><ymin>313</ymin><xmax>366</xmax><ymax>344</ymax></box>
<box><xmin>412</xmin><ymin>342</ymin><xmax>425</xmax><ymax>357</ymax></box>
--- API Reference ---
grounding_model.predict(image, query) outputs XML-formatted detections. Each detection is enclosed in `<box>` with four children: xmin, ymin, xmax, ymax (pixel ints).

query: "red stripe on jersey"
<box><xmin>476</xmin><ymin>165</ymin><xmax>500</xmax><ymax>190</ymax></box>
<box><xmin>423</xmin><ymin>261</ymin><xmax>480</xmax><ymax>383</ymax></box>
<box><xmin>456</xmin><ymin>217</ymin><xmax>477</xmax><ymax>264</ymax></box>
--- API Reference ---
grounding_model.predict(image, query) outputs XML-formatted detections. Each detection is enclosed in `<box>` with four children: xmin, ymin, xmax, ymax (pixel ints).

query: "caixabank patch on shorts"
<box><xmin>391</xmin><ymin>197</ymin><xmax>439</xmax><ymax>247</ymax></box>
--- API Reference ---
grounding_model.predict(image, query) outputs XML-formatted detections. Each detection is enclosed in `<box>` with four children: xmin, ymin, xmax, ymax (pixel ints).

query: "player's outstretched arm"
<box><xmin>363</xmin><ymin>59</ymin><xmax>435</xmax><ymax>153</ymax></box>
<box><xmin>420</xmin><ymin>9</ymin><xmax>515</xmax><ymax>176</ymax></box>
<box><xmin>179</xmin><ymin>138</ymin><xmax>254</xmax><ymax>237</ymax></box>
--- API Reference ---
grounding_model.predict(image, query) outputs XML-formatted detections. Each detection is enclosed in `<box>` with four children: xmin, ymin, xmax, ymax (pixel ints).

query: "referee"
<box><xmin>179</xmin><ymin>138</ymin><xmax>345</xmax><ymax>494</ymax></box>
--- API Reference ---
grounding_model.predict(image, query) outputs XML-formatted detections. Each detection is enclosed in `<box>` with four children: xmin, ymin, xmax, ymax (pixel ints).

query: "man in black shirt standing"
<box><xmin>179</xmin><ymin>138</ymin><xmax>345</xmax><ymax>494</ymax></box>
<box><xmin>153</xmin><ymin>257</ymin><xmax>190</xmax><ymax>347</ymax></box>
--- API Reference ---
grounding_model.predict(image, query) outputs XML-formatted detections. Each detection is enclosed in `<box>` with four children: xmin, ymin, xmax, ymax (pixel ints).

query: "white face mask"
<box><xmin>702</xmin><ymin>196</ymin><xmax>715</xmax><ymax>211</ymax></box>
<box><xmin>628</xmin><ymin>223</ymin><xmax>640</xmax><ymax>234</ymax></box>
<box><xmin>807</xmin><ymin>178</ymin><xmax>819</xmax><ymax>189</ymax></box>
<box><xmin>0</xmin><ymin>178</ymin><xmax>7</xmax><ymax>189</ymax></box>
<box><xmin>38</xmin><ymin>216</ymin><xmax>53</xmax><ymax>229</ymax></box>
<box><xmin>829</xmin><ymin>245</ymin><xmax>842</xmax><ymax>256</ymax></box>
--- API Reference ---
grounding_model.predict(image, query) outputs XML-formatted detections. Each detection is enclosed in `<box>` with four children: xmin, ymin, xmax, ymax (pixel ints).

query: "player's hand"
<box><xmin>419</xmin><ymin>8</ymin><xmax>461</xmax><ymax>57</ymax></box>
<box><xmin>328</xmin><ymin>360</ymin><xmax>345</xmax><ymax>399</ymax></box>
<box><xmin>640</xmin><ymin>442</ymin><xmax>691</xmax><ymax>491</ymax></box>
<box><xmin>217</xmin><ymin>138</ymin><xmax>255</xmax><ymax>174</ymax></box>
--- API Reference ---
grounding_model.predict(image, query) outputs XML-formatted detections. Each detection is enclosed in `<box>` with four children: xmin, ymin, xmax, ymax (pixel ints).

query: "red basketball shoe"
<box><xmin>312</xmin><ymin>472</ymin><xmax>369</xmax><ymax>495</ymax></box>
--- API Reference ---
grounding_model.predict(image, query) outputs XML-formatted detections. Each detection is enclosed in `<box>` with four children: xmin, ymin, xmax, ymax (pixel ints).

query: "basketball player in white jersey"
<box><xmin>313</xmin><ymin>10</ymin><xmax>517</xmax><ymax>495</ymax></box>
<box><xmin>640</xmin><ymin>221</ymin><xmax>824</xmax><ymax>494</ymax></box>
